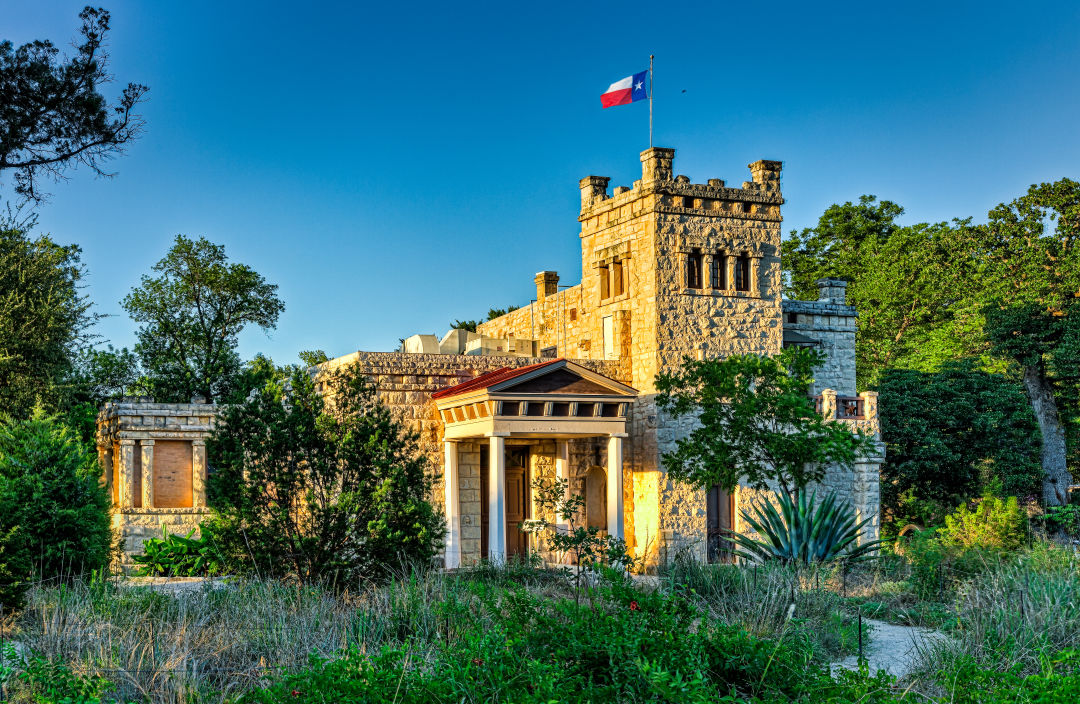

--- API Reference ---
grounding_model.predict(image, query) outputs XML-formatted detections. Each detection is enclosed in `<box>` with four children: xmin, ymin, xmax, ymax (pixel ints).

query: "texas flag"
<box><xmin>601</xmin><ymin>70</ymin><xmax>649</xmax><ymax>108</ymax></box>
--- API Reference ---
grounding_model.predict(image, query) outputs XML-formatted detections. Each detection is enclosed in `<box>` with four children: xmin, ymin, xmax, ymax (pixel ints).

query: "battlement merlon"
<box><xmin>578</xmin><ymin>148</ymin><xmax>784</xmax><ymax>222</ymax></box>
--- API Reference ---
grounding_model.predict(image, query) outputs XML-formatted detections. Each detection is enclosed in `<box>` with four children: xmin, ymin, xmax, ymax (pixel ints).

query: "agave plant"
<box><xmin>729</xmin><ymin>488</ymin><xmax>881</xmax><ymax>564</ymax></box>
<box><xmin>131</xmin><ymin>525</ymin><xmax>223</xmax><ymax>577</ymax></box>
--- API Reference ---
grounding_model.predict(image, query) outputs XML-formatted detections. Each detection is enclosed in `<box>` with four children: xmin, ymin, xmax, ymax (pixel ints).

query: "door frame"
<box><xmin>480</xmin><ymin>444</ymin><xmax>531</xmax><ymax>561</ymax></box>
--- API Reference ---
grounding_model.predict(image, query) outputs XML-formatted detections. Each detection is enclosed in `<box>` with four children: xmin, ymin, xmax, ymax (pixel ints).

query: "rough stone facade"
<box><xmin>102</xmin><ymin>147</ymin><xmax>882</xmax><ymax>570</ymax></box>
<box><xmin>96</xmin><ymin>401</ymin><xmax>215</xmax><ymax>565</ymax></box>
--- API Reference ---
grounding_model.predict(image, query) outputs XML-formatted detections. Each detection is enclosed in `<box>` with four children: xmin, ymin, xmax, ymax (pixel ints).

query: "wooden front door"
<box><xmin>480</xmin><ymin>446</ymin><xmax>530</xmax><ymax>560</ymax></box>
<box><xmin>706</xmin><ymin>485</ymin><xmax>735</xmax><ymax>563</ymax></box>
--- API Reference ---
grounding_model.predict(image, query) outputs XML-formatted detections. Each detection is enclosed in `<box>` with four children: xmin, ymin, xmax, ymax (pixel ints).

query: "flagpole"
<box><xmin>649</xmin><ymin>54</ymin><xmax>654</xmax><ymax>147</ymax></box>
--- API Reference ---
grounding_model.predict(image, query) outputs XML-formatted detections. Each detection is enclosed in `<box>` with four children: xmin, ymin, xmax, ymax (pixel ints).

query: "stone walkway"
<box><xmin>834</xmin><ymin>617</ymin><xmax>950</xmax><ymax>678</ymax></box>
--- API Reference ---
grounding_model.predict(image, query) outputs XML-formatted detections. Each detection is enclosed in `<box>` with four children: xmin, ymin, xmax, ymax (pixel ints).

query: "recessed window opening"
<box><xmin>500</xmin><ymin>401</ymin><xmax>520</xmax><ymax>416</ymax></box>
<box><xmin>601</xmin><ymin>403</ymin><xmax>622</xmax><ymax>418</ymax></box>
<box><xmin>552</xmin><ymin>402</ymin><xmax>571</xmax><ymax>416</ymax></box>
<box><xmin>741</xmin><ymin>202</ymin><xmax>751</xmax><ymax>213</ymax></box>
<box><xmin>569</xmin><ymin>308</ymin><xmax>577</xmax><ymax>321</ymax></box>
<box><xmin>786</xmin><ymin>312</ymin><xmax>798</xmax><ymax>324</ymax></box>
<box><xmin>686</xmin><ymin>249</ymin><xmax>703</xmax><ymax>289</ymax></box>
<box><xmin>526</xmin><ymin>402</ymin><xmax>546</xmax><ymax>416</ymax></box>
<box><xmin>576</xmin><ymin>402</ymin><xmax>596</xmax><ymax>417</ymax></box>
<box><xmin>612</xmin><ymin>260</ymin><xmax>625</xmax><ymax>296</ymax></box>
<box><xmin>599</xmin><ymin>264</ymin><xmax>610</xmax><ymax>300</ymax></box>
<box><xmin>735</xmin><ymin>254</ymin><xmax>751</xmax><ymax>292</ymax></box>
<box><xmin>682</xmin><ymin>196</ymin><xmax>694</xmax><ymax>208</ymax></box>
<box><xmin>712</xmin><ymin>251</ymin><xmax>727</xmax><ymax>289</ymax></box>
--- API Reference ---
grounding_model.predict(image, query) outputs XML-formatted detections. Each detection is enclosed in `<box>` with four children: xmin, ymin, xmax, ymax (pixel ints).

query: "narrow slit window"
<box><xmin>735</xmin><ymin>254</ymin><xmax>751</xmax><ymax>292</ymax></box>
<box><xmin>711</xmin><ymin>251</ymin><xmax>727</xmax><ymax>289</ymax></box>
<box><xmin>612</xmin><ymin>260</ymin><xmax>624</xmax><ymax>296</ymax></box>
<box><xmin>682</xmin><ymin>196</ymin><xmax>694</xmax><ymax>208</ymax></box>
<box><xmin>599</xmin><ymin>264</ymin><xmax>610</xmax><ymax>300</ymax></box>
<box><xmin>686</xmin><ymin>249</ymin><xmax>703</xmax><ymax>289</ymax></box>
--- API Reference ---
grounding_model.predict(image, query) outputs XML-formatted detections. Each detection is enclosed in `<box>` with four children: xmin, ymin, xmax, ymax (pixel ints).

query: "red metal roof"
<box><xmin>430</xmin><ymin>359</ymin><xmax>564</xmax><ymax>399</ymax></box>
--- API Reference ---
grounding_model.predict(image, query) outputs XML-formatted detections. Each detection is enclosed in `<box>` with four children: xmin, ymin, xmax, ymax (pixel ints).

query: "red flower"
<box><xmin>629</xmin><ymin>600</ymin><xmax>640</xmax><ymax>611</ymax></box>
<box><xmin>471</xmin><ymin>658</ymin><xmax>484</xmax><ymax>666</ymax></box>
<box><xmin>291</xmin><ymin>690</ymin><xmax>301</xmax><ymax>698</ymax></box>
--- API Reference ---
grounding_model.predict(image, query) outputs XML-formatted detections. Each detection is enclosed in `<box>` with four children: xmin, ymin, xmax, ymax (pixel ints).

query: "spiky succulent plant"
<box><xmin>730</xmin><ymin>489</ymin><xmax>881</xmax><ymax>565</ymax></box>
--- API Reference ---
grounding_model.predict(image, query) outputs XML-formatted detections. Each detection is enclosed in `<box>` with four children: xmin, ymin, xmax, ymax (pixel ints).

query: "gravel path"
<box><xmin>834</xmin><ymin>617</ymin><xmax>949</xmax><ymax>678</ymax></box>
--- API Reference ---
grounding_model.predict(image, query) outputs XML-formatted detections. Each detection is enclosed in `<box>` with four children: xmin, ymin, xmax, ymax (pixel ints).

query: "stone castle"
<box><xmin>99</xmin><ymin>147</ymin><xmax>883</xmax><ymax>569</ymax></box>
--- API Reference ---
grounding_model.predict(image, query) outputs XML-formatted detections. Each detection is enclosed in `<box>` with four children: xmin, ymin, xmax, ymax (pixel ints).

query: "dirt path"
<box><xmin>834</xmin><ymin>617</ymin><xmax>949</xmax><ymax>678</ymax></box>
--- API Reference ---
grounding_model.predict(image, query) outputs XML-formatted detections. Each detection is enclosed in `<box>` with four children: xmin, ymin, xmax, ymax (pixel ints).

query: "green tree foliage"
<box><xmin>981</xmin><ymin>179</ymin><xmax>1080</xmax><ymax>505</ymax></box>
<box><xmin>0</xmin><ymin>7</ymin><xmax>148</xmax><ymax>202</ymax></box>
<box><xmin>122</xmin><ymin>235</ymin><xmax>284</xmax><ymax>404</ymax></box>
<box><xmin>782</xmin><ymin>196</ymin><xmax>984</xmax><ymax>388</ymax></box>
<box><xmin>206</xmin><ymin>363</ymin><xmax>442</xmax><ymax>585</ymax></box>
<box><xmin>449</xmin><ymin>319</ymin><xmax>479</xmax><ymax>332</ymax></box>
<box><xmin>486</xmin><ymin>305</ymin><xmax>519</xmax><ymax>320</ymax></box>
<box><xmin>297</xmin><ymin>349</ymin><xmax>329</xmax><ymax>367</ymax></box>
<box><xmin>939</xmin><ymin>495</ymin><xmax>1028</xmax><ymax>553</ymax></box>
<box><xmin>0</xmin><ymin>224</ymin><xmax>97</xmax><ymax>418</ymax></box>
<box><xmin>876</xmin><ymin>362</ymin><xmax>1042</xmax><ymax>528</ymax></box>
<box><xmin>655</xmin><ymin>347</ymin><xmax>876</xmax><ymax>494</ymax></box>
<box><xmin>0</xmin><ymin>409</ymin><xmax>113</xmax><ymax>583</ymax></box>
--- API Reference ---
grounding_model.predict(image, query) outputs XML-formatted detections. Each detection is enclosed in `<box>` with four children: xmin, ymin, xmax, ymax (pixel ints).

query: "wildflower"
<box><xmin>629</xmin><ymin>600</ymin><xmax>640</xmax><ymax>611</ymax></box>
<box><xmin>291</xmin><ymin>690</ymin><xmax>301</xmax><ymax>698</ymax></box>
<box><xmin>471</xmin><ymin>657</ymin><xmax>483</xmax><ymax>666</ymax></box>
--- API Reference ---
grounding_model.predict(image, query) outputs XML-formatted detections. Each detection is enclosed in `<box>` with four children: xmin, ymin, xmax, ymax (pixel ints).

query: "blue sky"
<box><xmin>5</xmin><ymin>1</ymin><xmax>1080</xmax><ymax>363</ymax></box>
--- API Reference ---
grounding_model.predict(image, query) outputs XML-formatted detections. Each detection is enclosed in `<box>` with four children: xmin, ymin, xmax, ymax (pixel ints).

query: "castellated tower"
<box><xmin>577</xmin><ymin>147</ymin><xmax>785</xmax><ymax>391</ymax></box>
<box><xmin>477</xmin><ymin>148</ymin><xmax>790</xmax><ymax>562</ymax></box>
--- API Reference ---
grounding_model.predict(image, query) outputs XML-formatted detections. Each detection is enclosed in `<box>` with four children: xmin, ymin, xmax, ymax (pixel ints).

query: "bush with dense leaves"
<box><xmin>876</xmin><ymin>363</ymin><xmax>1042</xmax><ymax>530</ymax></box>
<box><xmin>0</xmin><ymin>410</ymin><xmax>112</xmax><ymax>599</ymax></box>
<box><xmin>206</xmin><ymin>363</ymin><xmax>443</xmax><ymax>585</ymax></box>
<box><xmin>939</xmin><ymin>495</ymin><xmax>1028</xmax><ymax>552</ymax></box>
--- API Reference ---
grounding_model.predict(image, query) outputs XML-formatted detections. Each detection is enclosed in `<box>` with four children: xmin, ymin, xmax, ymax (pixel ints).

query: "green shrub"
<box><xmin>1043</xmin><ymin>505</ymin><xmax>1080</xmax><ymax>537</ymax></box>
<box><xmin>130</xmin><ymin>525</ymin><xmax>224</xmax><ymax>577</ymax></box>
<box><xmin>0</xmin><ymin>410</ymin><xmax>113</xmax><ymax>592</ymax></box>
<box><xmin>940</xmin><ymin>495</ymin><xmax>1027</xmax><ymax>552</ymax></box>
<box><xmin>207</xmin><ymin>364</ymin><xmax>443</xmax><ymax>585</ymax></box>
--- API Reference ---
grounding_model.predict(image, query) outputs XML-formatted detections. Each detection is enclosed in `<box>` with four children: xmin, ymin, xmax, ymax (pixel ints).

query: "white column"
<box><xmin>555</xmin><ymin>440</ymin><xmax>570</xmax><ymax>531</ymax></box>
<box><xmin>140</xmin><ymin>440</ymin><xmax>155</xmax><ymax>509</ymax></box>
<box><xmin>192</xmin><ymin>440</ymin><xmax>207</xmax><ymax>508</ymax></box>
<box><xmin>606</xmin><ymin>434</ymin><xmax>625</xmax><ymax>540</ymax></box>
<box><xmin>488</xmin><ymin>435</ymin><xmax>507</xmax><ymax>564</ymax></box>
<box><xmin>119</xmin><ymin>439</ymin><xmax>136</xmax><ymax>509</ymax></box>
<box><xmin>443</xmin><ymin>441</ymin><xmax>461</xmax><ymax>569</ymax></box>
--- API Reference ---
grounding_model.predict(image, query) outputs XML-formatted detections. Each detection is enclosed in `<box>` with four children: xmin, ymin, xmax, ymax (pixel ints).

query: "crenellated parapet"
<box><xmin>579</xmin><ymin>148</ymin><xmax>784</xmax><ymax>227</ymax></box>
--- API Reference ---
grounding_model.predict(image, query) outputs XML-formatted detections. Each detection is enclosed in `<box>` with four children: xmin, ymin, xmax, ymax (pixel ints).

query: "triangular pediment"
<box><xmin>491</xmin><ymin>360</ymin><xmax>636</xmax><ymax>397</ymax></box>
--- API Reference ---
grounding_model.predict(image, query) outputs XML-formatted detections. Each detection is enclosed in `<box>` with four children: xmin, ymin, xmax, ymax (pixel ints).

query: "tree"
<box><xmin>0</xmin><ymin>6</ymin><xmax>148</xmax><ymax>202</ymax></box>
<box><xmin>0</xmin><ymin>224</ymin><xmax>97</xmax><ymax>418</ymax></box>
<box><xmin>782</xmin><ymin>196</ymin><xmax>986</xmax><ymax>388</ymax></box>
<box><xmin>0</xmin><ymin>409</ymin><xmax>113</xmax><ymax>582</ymax></box>
<box><xmin>876</xmin><ymin>362</ymin><xmax>1042</xmax><ymax>529</ymax></box>
<box><xmin>205</xmin><ymin>363</ymin><xmax>443</xmax><ymax>585</ymax></box>
<box><xmin>449</xmin><ymin>319</ymin><xmax>479</xmax><ymax>333</ymax></box>
<box><xmin>298</xmin><ymin>349</ymin><xmax>329</xmax><ymax>367</ymax></box>
<box><xmin>655</xmin><ymin>347</ymin><xmax>876</xmax><ymax>495</ymax></box>
<box><xmin>980</xmin><ymin>179</ymin><xmax>1080</xmax><ymax>506</ymax></box>
<box><xmin>122</xmin><ymin>235</ymin><xmax>284</xmax><ymax>403</ymax></box>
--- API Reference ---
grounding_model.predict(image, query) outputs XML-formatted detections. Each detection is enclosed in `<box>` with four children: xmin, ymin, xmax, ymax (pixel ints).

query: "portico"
<box><xmin>432</xmin><ymin>359</ymin><xmax>637</xmax><ymax>567</ymax></box>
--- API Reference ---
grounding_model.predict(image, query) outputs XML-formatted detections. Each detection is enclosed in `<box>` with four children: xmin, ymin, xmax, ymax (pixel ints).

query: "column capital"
<box><xmin>608</xmin><ymin>433</ymin><xmax>629</xmax><ymax>439</ymax></box>
<box><xmin>139</xmin><ymin>439</ymin><xmax>155</xmax><ymax>446</ymax></box>
<box><xmin>191</xmin><ymin>439</ymin><xmax>206</xmax><ymax>447</ymax></box>
<box><xmin>119</xmin><ymin>438</ymin><xmax>136</xmax><ymax>446</ymax></box>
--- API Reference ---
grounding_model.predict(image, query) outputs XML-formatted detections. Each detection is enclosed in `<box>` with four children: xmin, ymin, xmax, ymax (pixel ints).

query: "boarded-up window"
<box><xmin>153</xmin><ymin>440</ymin><xmax>193</xmax><ymax>508</ymax></box>
<box><xmin>602</xmin><ymin>315</ymin><xmax>617</xmax><ymax>360</ymax></box>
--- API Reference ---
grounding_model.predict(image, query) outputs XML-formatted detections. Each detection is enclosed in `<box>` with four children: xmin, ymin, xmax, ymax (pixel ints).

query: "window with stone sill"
<box><xmin>599</xmin><ymin>264</ymin><xmax>610</xmax><ymax>300</ymax></box>
<box><xmin>711</xmin><ymin>251</ymin><xmax>727</xmax><ymax>290</ymax></box>
<box><xmin>686</xmin><ymin>249</ymin><xmax>704</xmax><ymax>289</ymax></box>
<box><xmin>734</xmin><ymin>254</ymin><xmax>751</xmax><ymax>292</ymax></box>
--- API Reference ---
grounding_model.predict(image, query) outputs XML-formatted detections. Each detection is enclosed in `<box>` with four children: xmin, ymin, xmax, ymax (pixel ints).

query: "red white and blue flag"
<box><xmin>601</xmin><ymin>70</ymin><xmax>649</xmax><ymax>108</ymax></box>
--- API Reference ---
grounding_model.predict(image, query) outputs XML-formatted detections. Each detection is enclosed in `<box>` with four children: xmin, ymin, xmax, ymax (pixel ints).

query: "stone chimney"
<box><xmin>640</xmin><ymin>147</ymin><xmax>675</xmax><ymax>183</ymax></box>
<box><xmin>535</xmin><ymin>271</ymin><xmax>559</xmax><ymax>302</ymax></box>
<box><xmin>580</xmin><ymin>176</ymin><xmax>610</xmax><ymax>211</ymax></box>
<box><xmin>816</xmin><ymin>278</ymin><xmax>848</xmax><ymax>304</ymax></box>
<box><xmin>748</xmin><ymin>160</ymin><xmax>783</xmax><ymax>192</ymax></box>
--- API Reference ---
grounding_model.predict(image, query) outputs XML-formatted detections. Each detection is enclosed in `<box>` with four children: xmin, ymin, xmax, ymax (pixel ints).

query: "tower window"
<box><xmin>734</xmin><ymin>254</ymin><xmax>751</xmax><ymax>292</ymax></box>
<box><xmin>711</xmin><ymin>251</ymin><xmax>727</xmax><ymax>289</ymax></box>
<box><xmin>599</xmin><ymin>264</ymin><xmax>610</xmax><ymax>300</ymax></box>
<box><xmin>682</xmin><ymin>196</ymin><xmax>694</xmax><ymax>208</ymax></box>
<box><xmin>686</xmin><ymin>249</ymin><xmax>703</xmax><ymax>289</ymax></box>
<box><xmin>741</xmin><ymin>202</ymin><xmax>752</xmax><ymax>213</ymax></box>
<box><xmin>612</xmin><ymin>260</ymin><xmax>625</xmax><ymax>296</ymax></box>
